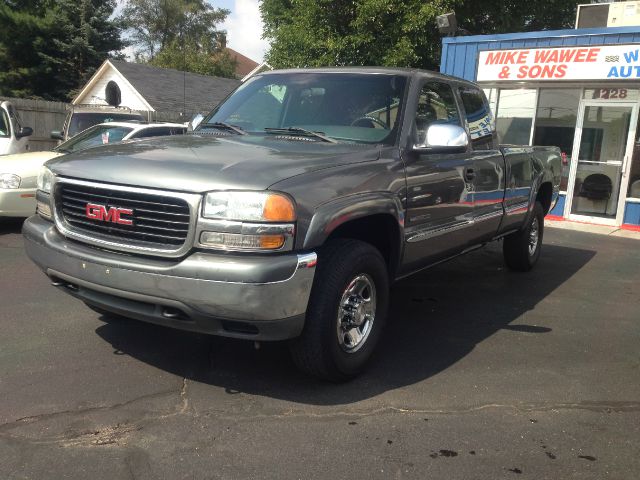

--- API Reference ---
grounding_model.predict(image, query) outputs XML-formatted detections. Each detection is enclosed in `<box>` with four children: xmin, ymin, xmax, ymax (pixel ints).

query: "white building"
<box><xmin>74</xmin><ymin>60</ymin><xmax>241</xmax><ymax>121</ymax></box>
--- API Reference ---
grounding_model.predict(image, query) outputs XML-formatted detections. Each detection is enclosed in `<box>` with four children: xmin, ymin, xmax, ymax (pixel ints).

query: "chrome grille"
<box><xmin>54</xmin><ymin>179</ymin><xmax>196</xmax><ymax>255</ymax></box>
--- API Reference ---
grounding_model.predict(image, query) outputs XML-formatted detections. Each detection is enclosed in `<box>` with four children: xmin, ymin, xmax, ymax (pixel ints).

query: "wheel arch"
<box><xmin>536</xmin><ymin>181</ymin><xmax>554</xmax><ymax>216</ymax></box>
<box><xmin>303</xmin><ymin>193</ymin><xmax>404</xmax><ymax>279</ymax></box>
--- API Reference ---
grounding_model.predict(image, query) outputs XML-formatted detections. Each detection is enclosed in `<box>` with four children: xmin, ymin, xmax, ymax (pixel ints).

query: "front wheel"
<box><xmin>503</xmin><ymin>201</ymin><xmax>544</xmax><ymax>272</ymax></box>
<box><xmin>289</xmin><ymin>239</ymin><xmax>389</xmax><ymax>381</ymax></box>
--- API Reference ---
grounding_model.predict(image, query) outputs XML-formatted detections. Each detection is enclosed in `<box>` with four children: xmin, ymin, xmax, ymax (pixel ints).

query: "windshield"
<box><xmin>201</xmin><ymin>72</ymin><xmax>408</xmax><ymax>145</ymax></box>
<box><xmin>55</xmin><ymin>125</ymin><xmax>134</xmax><ymax>153</ymax></box>
<box><xmin>68</xmin><ymin>112</ymin><xmax>142</xmax><ymax>137</ymax></box>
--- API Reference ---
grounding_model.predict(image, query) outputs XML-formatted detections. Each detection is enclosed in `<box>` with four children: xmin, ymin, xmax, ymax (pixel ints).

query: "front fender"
<box><xmin>302</xmin><ymin>192</ymin><xmax>405</xmax><ymax>250</ymax></box>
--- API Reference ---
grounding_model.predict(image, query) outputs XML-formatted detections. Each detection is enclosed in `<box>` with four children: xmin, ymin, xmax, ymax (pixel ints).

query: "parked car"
<box><xmin>24</xmin><ymin>68</ymin><xmax>561</xmax><ymax>380</ymax></box>
<box><xmin>50</xmin><ymin>104</ymin><xmax>145</xmax><ymax>142</ymax></box>
<box><xmin>0</xmin><ymin>101</ymin><xmax>33</xmax><ymax>155</ymax></box>
<box><xmin>1</xmin><ymin>121</ymin><xmax>185</xmax><ymax>217</ymax></box>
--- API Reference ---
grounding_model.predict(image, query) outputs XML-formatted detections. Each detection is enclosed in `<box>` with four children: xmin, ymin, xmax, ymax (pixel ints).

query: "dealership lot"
<box><xmin>1</xmin><ymin>219</ymin><xmax>638</xmax><ymax>479</ymax></box>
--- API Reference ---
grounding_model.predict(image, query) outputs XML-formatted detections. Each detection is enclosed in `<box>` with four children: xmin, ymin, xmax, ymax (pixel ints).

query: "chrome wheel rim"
<box><xmin>336</xmin><ymin>274</ymin><xmax>376</xmax><ymax>353</ymax></box>
<box><xmin>528</xmin><ymin>217</ymin><xmax>539</xmax><ymax>256</ymax></box>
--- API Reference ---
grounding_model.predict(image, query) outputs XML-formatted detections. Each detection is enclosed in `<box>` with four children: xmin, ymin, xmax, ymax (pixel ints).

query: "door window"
<box><xmin>6</xmin><ymin>104</ymin><xmax>23</xmax><ymax>137</ymax></box>
<box><xmin>0</xmin><ymin>109</ymin><xmax>9</xmax><ymax>137</ymax></box>
<box><xmin>415</xmin><ymin>82</ymin><xmax>460</xmax><ymax>140</ymax></box>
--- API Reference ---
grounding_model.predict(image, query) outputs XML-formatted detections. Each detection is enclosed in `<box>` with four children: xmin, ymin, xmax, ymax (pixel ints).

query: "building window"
<box><xmin>496</xmin><ymin>89</ymin><xmax>537</xmax><ymax>145</ymax></box>
<box><xmin>533</xmin><ymin>89</ymin><xmax>581</xmax><ymax>191</ymax></box>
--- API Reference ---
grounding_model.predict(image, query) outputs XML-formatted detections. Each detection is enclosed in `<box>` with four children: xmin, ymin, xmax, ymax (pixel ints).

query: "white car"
<box><xmin>0</xmin><ymin>121</ymin><xmax>186</xmax><ymax>217</ymax></box>
<box><xmin>0</xmin><ymin>101</ymin><xmax>33</xmax><ymax>156</ymax></box>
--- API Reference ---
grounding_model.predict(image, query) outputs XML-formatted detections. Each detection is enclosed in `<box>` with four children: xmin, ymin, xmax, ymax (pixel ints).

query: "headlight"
<box><xmin>0</xmin><ymin>173</ymin><xmax>20</xmax><ymax>189</ymax></box>
<box><xmin>37</xmin><ymin>167</ymin><xmax>54</xmax><ymax>193</ymax></box>
<box><xmin>203</xmin><ymin>191</ymin><xmax>295</xmax><ymax>222</ymax></box>
<box><xmin>200</xmin><ymin>191</ymin><xmax>296</xmax><ymax>251</ymax></box>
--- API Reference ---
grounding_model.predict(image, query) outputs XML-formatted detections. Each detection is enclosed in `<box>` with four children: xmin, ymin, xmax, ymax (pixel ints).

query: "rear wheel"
<box><xmin>289</xmin><ymin>239</ymin><xmax>389</xmax><ymax>381</ymax></box>
<box><xmin>503</xmin><ymin>201</ymin><xmax>544</xmax><ymax>272</ymax></box>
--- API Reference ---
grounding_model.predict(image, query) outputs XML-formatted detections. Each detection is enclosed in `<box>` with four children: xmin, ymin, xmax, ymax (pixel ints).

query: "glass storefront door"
<box><xmin>566</xmin><ymin>101</ymin><xmax>639</xmax><ymax>225</ymax></box>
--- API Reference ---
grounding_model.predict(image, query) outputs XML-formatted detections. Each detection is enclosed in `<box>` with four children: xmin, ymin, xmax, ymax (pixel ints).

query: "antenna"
<box><xmin>182</xmin><ymin>14</ymin><xmax>186</xmax><ymax>120</ymax></box>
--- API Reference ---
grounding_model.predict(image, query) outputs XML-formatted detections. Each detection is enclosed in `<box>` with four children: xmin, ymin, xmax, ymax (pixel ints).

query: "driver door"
<box><xmin>400</xmin><ymin>80</ymin><xmax>476</xmax><ymax>274</ymax></box>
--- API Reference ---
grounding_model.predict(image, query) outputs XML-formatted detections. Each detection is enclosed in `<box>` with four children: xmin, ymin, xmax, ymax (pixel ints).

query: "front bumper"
<box><xmin>0</xmin><ymin>188</ymin><xmax>36</xmax><ymax>217</ymax></box>
<box><xmin>23</xmin><ymin>216</ymin><xmax>317</xmax><ymax>340</ymax></box>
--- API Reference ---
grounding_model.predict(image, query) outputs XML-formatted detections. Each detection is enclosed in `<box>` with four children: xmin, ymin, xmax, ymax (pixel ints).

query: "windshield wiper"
<box><xmin>264</xmin><ymin>126</ymin><xmax>338</xmax><ymax>143</ymax></box>
<box><xmin>200</xmin><ymin>122</ymin><xmax>246</xmax><ymax>135</ymax></box>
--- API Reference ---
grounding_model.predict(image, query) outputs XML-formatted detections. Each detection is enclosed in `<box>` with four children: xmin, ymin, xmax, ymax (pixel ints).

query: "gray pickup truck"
<box><xmin>24</xmin><ymin>68</ymin><xmax>561</xmax><ymax>381</ymax></box>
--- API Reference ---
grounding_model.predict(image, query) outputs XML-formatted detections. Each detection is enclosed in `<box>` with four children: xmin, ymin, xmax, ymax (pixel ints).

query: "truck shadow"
<box><xmin>95</xmin><ymin>241</ymin><xmax>596</xmax><ymax>405</ymax></box>
<box><xmin>0</xmin><ymin>218</ymin><xmax>25</xmax><ymax>235</ymax></box>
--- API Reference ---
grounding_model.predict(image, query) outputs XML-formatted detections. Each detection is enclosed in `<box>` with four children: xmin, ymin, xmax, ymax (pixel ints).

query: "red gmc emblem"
<box><xmin>85</xmin><ymin>203</ymin><xmax>134</xmax><ymax>226</ymax></box>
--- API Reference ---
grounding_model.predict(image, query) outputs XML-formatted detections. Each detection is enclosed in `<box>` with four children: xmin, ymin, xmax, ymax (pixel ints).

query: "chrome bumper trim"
<box><xmin>23</xmin><ymin>216</ymin><xmax>317</xmax><ymax>327</ymax></box>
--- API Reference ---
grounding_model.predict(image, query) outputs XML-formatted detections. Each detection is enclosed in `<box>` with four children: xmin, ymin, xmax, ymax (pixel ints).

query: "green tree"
<box><xmin>455</xmin><ymin>0</ymin><xmax>577</xmax><ymax>34</ymax></box>
<box><xmin>0</xmin><ymin>0</ymin><xmax>124</xmax><ymax>100</ymax></box>
<box><xmin>151</xmin><ymin>39</ymin><xmax>237</xmax><ymax>78</ymax></box>
<box><xmin>120</xmin><ymin>0</ymin><xmax>236</xmax><ymax>78</ymax></box>
<box><xmin>261</xmin><ymin>0</ymin><xmax>579</xmax><ymax>70</ymax></box>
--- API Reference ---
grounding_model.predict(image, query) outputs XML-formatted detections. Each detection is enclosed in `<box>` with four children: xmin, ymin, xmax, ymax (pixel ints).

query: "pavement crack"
<box><xmin>205</xmin><ymin>401</ymin><xmax>640</xmax><ymax>423</ymax></box>
<box><xmin>178</xmin><ymin>378</ymin><xmax>189</xmax><ymax>414</ymax></box>
<box><xmin>0</xmin><ymin>385</ymin><xmax>182</xmax><ymax>434</ymax></box>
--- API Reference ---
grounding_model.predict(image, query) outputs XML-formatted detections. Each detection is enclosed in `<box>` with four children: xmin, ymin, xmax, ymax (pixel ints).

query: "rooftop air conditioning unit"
<box><xmin>607</xmin><ymin>1</ymin><xmax>640</xmax><ymax>26</ymax></box>
<box><xmin>576</xmin><ymin>2</ymin><xmax>640</xmax><ymax>29</ymax></box>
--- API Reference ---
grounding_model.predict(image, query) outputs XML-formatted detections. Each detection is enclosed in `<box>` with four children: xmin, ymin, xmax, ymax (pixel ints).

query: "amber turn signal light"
<box><xmin>263</xmin><ymin>194</ymin><xmax>296</xmax><ymax>222</ymax></box>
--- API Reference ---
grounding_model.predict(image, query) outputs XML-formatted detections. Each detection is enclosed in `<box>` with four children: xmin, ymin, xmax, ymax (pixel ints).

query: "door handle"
<box><xmin>464</xmin><ymin>168</ymin><xmax>476</xmax><ymax>181</ymax></box>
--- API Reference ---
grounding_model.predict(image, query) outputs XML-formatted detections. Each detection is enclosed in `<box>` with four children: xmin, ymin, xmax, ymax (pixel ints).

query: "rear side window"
<box><xmin>415</xmin><ymin>82</ymin><xmax>461</xmax><ymax>140</ymax></box>
<box><xmin>458</xmin><ymin>87</ymin><xmax>495</xmax><ymax>150</ymax></box>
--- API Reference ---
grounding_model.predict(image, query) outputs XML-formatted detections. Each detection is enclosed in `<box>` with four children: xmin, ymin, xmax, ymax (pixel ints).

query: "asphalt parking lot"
<box><xmin>1</xmin><ymin>218</ymin><xmax>639</xmax><ymax>479</ymax></box>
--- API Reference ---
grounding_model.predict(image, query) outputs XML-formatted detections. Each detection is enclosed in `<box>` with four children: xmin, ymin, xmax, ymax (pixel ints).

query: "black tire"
<box><xmin>289</xmin><ymin>239</ymin><xmax>389</xmax><ymax>381</ymax></box>
<box><xmin>503</xmin><ymin>201</ymin><xmax>544</xmax><ymax>272</ymax></box>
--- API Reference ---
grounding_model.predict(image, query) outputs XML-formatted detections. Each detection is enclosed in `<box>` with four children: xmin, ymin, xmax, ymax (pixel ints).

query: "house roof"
<box><xmin>109</xmin><ymin>60</ymin><xmax>241</xmax><ymax>114</ymax></box>
<box><xmin>224</xmin><ymin>48</ymin><xmax>260</xmax><ymax>77</ymax></box>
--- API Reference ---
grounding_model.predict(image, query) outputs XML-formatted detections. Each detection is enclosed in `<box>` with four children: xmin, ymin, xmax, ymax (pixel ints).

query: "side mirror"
<box><xmin>413</xmin><ymin>124</ymin><xmax>469</xmax><ymax>153</ymax></box>
<box><xmin>17</xmin><ymin>126</ymin><xmax>33</xmax><ymax>138</ymax></box>
<box><xmin>188</xmin><ymin>113</ymin><xmax>204</xmax><ymax>132</ymax></box>
<box><xmin>50</xmin><ymin>130</ymin><xmax>64</xmax><ymax>141</ymax></box>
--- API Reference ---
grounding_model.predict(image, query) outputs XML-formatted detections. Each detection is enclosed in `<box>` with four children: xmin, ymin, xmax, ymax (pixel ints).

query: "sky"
<box><xmin>115</xmin><ymin>0</ymin><xmax>269</xmax><ymax>63</ymax></box>
<box><xmin>217</xmin><ymin>0</ymin><xmax>269</xmax><ymax>62</ymax></box>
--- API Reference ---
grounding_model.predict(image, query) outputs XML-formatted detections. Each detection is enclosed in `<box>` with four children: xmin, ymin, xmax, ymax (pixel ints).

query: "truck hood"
<box><xmin>45</xmin><ymin>134</ymin><xmax>380</xmax><ymax>193</ymax></box>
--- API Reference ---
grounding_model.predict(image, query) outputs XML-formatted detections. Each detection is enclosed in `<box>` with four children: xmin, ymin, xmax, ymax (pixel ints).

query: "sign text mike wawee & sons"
<box><xmin>477</xmin><ymin>44</ymin><xmax>640</xmax><ymax>82</ymax></box>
